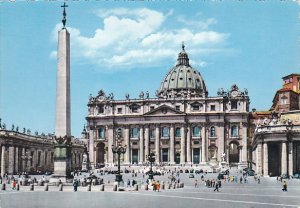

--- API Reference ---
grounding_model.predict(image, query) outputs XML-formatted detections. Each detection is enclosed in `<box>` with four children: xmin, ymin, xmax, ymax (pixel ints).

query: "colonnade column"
<box><xmin>170</xmin><ymin>124</ymin><xmax>175</xmax><ymax>164</ymax></box>
<box><xmin>1</xmin><ymin>145</ymin><xmax>6</xmax><ymax>176</ymax></box>
<box><xmin>124</xmin><ymin>126</ymin><xmax>130</xmax><ymax>164</ymax></box>
<box><xmin>15</xmin><ymin>147</ymin><xmax>19</xmax><ymax>173</ymax></box>
<box><xmin>263</xmin><ymin>142</ymin><xmax>268</xmax><ymax>176</ymax></box>
<box><xmin>288</xmin><ymin>142</ymin><xmax>293</xmax><ymax>176</ymax></box>
<box><xmin>22</xmin><ymin>148</ymin><xmax>26</xmax><ymax>172</ymax></box>
<box><xmin>256</xmin><ymin>143</ymin><xmax>262</xmax><ymax>175</ymax></box>
<box><xmin>108</xmin><ymin>126</ymin><xmax>114</xmax><ymax>164</ymax></box>
<box><xmin>186</xmin><ymin>125</ymin><xmax>191</xmax><ymax>164</ymax></box>
<box><xmin>281</xmin><ymin>142</ymin><xmax>287</xmax><ymax>175</ymax></box>
<box><xmin>201</xmin><ymin>127</ymin><xmax>207</xmax><ymax>163</ymax></box>
<box><xmin>144</xmin><ymin>126</ymin><xmax>149</xmax><ymax>159</ymax></box>
<box><xmin>139</xmin><ymin>126</ymin><xmax>144</xmax><ymax>164</ymax></box>
<box><xmin>242</xmin><ymin>123</ymin><xmax>248</xmax><ymax>163</ymax></box>
<box><xmin>155</xmin><ymin>125</ymin><xmax>160</xmax><ymax>163</ymax></box>
<box><xmin>180</xmin><ymin>126</ymin><xmax>186</xmax><ymax>164</ymax></box>
<box><xmin>218</xmin><ymin>124</ymin><xmax>224</xmax><ymax>162</ymax></box>
<box><xmin>8</xmin><ymin>146</ymin><xmax>15</xmax><ymax>174</ymax></box>
<box><xmin>89</xmin><ymin>128</ymin><xmax>95</xmax><ymax>165</ymax></box>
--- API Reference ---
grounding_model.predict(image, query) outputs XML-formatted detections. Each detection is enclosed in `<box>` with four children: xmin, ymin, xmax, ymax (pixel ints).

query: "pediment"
<box><xmin>144</xmin><ymin>105</ymin><xmax>186</xmax><ymax>116</ymax></box>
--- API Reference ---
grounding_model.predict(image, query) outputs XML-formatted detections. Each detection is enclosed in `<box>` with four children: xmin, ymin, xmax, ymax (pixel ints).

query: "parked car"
<box><xmin>195</xmin><ymin>169</ymin><xmax>203</xmax><ymax>174</ymax></box>
<box><xmin>218</xmin><ymin>173</ymin><xmax>226</xmax><ymax>180</ymax></box>
<box><xmin>185</xmin><ymin>169</ymin><xmax>189</xmax><ymax>173</ymax></box>
<box><xmin>189</xmin><ymin>174</ymin><xmax>195</xmax><ymax>178</ymax></box>
<box><xmin>292</xmin><ymin>173</ymin><xmax>300</xmax><ymax>179</ymax></box>
<box><xmin>281</xmin><ymin>174</ymin><xmax>289</xmax><ymax>179</ymax></box>
<box><xmin>189</xmin><ymin>169</ymin><xmax>194</xmax><ymax>173</ymax></box>
<box><xmin>247</xmin><ymin>170</ymin><xmax>255</xmax><ymax>176</ymax></box>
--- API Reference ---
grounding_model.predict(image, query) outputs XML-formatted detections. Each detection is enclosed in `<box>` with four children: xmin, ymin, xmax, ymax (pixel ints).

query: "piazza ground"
<box><xmin>0</xmin><ymin>170</ymin><xmax>300</xmax><ymax>208</ymax></box>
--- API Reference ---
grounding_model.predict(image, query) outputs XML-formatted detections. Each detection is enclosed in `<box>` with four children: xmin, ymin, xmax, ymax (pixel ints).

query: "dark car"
<box><xmin>247</xmin><ymin>170</ymin><xmax>255</xmax><ymax>176</ymax></box>
<box><xmin>281</xmin><ymin>174</ymin><xmax>289</xmax><ymax>179</ymax></box>
<box><xmin>218</xmin><ymin>173</ymin><xmax>226</xmax><ymax>180</ymax></box>
<box><xmin>292</xmin><ymin>173</ymin><xmax>300</xmax><ymax>179</ymax></box>
<box><xmin>195</xmin><ymin>169</ymin><xmax>203</xmax><ymax>174</ymax></box>
<box><xmin>185</xmin><ymin>169</ymin><xmax>189</xmax><ymax>173</ymax></box>
<box><xmin>189</xmin><ymin>174</ymin><xmax>195</xmax><ymax>178</ymax></box>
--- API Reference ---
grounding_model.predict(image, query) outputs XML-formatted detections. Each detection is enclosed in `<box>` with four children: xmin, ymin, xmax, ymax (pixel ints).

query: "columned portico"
<box><xmin>144</xmin><ymin>126</ymin><xmax>149</xmax><ymax>159</ymax></box>
<box><xmin>124</xmin><ymin>126</ymin><xmax>130</xmax><ymax>164</ymax></box>
<box><xmin>155</xmin><ymin>125</ymin><xmax>160</xmax><ymax>163</ymax></box>
<box><xmin>170</xmin><ymin>124</ymin><xmax>175</xmax><ymax>164</ymax></box>
<box><xmin>180</xmin><ymin>126</ymin><xmax>186</xmax><ymax>164</ymax></box>
<box><xmin>281</xmin><ymin>142</ymin><xmax>287</xmax><ymax>175</ymax></box>
<box><xmin>139</xmin><ymin>126</ymin><xmax>144</xmax><ymax>164</ymax></box>
<box><xmin>201</xmin><ymin>127</ymin><xmax>207</xmax><ymax>163</ymax></box>
<box><xmin>186</xmin><ymin>125</ymin><xmax>191</xmax><ymax>164</ymax></box>
<box><xmin>288</xmin><ymin>142</ymin><xmax>293</xmax><ymax>176</ymax></box>
<box><xmin>263</xmin><ymin>142</ymin><xmax>268</xmax><ymax>176</ymax></box>
<box><xmin>108</xmin><ymin>126</ymin><xmax>114</xmax><ymax>164</ymax></box>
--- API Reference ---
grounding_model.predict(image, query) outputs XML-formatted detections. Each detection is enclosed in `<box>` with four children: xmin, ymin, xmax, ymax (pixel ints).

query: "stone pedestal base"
<box><xmin>49</xmin><ymin>174</ymin><xmax>73</xmax><ymax>184</ymax></box>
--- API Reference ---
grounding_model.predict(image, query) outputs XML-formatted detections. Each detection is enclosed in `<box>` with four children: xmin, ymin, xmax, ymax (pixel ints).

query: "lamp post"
<box><xmin>146</xmin><ymin>152</ymin><xmax>155</xmax><ymax>180</ymax></box>
<box><xmin>21</xmin><ymin>151</ymin><xmax>32</xmax><ymax>173</ymax></box>
<box><xmin>112</xmin><ymin>128</ymin><xmax>126</xmax><ymax>183</ymax></box>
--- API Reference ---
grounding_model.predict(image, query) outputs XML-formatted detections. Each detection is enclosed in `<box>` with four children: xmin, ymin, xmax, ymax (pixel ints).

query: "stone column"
<box><xmin>186</xmin><ymin>125</ymin><xmax>191</xmax><ymax>164</ymax></box>
<box><xmin>22</xmin><ymin>148</ymin><xmax>26</xmax><ymax>172</ymax></box>
<box><xmin>155</xmin><ymin>125</ymin><xmax>160</xmax><ymax>163</ymax></box>
<box><xmin>1</xmin><ymin>145</ymin><xmax>6</xmax><ymax>176</ymax></box>
<box><xmin>15</xmin><ymin>147</ymin><xmax>19</xmax><ymax>173</ymax></box>
<box><xmin>144</xmin><ymin>126</ymin><xmax>149</xmax><ymax>158</ymax></box>
<box><xmin>256</xmin><ymin>143</ymin><xmax>262</xmax><ymax>175</ymax></box>
<box><xmin>263</xmin><ymin>142</ymin><xmax>268</xmax><ymax>176</ymax></box>
<box><xmin>108</xmin><ymin>126</ymin><xmax>114</xmax><ymax>164</ymax></box>
<box><xmin>124</xmin><ymin>126</ymin><xmax>130</xmax><ymax>164</ymax></box>
<box><xmin>239</xmin><ymin>148</ymin><xmax>242</xmax><ymax>163</ymax></box>
<box><xmin>180</xmin><ymin>126</ymin><xmax>186</xmax><ymax>164</ymax></box>
<box><xmin>201</xmin><ymin>127</ymin><xmax>207</xmax><ymax>163</ymax></box>
<box><xmin>288</xmin><ymin>142</ymin><xmax>293</xmax><ymax>176</ymax></box>
<box><xmin>281</xmin><ymin>142</ymin><xmax>287</xmax><ymax>175</ymax></box>
<box><xmin>170</xmin><ymin>124</ymin><xmax>175</xmax><ymax>164</ymax></box>
<box><xmin>242</xmin><ymin>124</ymin><xmax>247</xmax><ymax>163</ymax></box>
<box><xmin>89</xmin><ymin>129</ymin><xmax>95</xmax><ymax>165</ymax></box>
<box><xmin>8</xmin><ymin>146</ymin><xmax>15</xmax><ymax>174</ymax></box>
<box><xmin>218</xmin><ymin>125</ymin><xmax>224</xmax><ymax>162</ymax></box>
<box><xmin>139</xmin><ymin>126</ymin><xmax>144</xmax><ymax>164</ymax></box>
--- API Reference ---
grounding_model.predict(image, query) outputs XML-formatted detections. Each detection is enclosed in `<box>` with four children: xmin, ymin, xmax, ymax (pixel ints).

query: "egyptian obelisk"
<box><xmin>51</xmin><ymin>2</ymin><xmax>72</xmax><ymax>183</ymax></box>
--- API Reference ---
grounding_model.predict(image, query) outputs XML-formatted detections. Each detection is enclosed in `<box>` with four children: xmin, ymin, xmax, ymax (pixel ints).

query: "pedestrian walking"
<box><xmin>194</xmin><ymin>179</ymin><xmax>198</xmax><ymax>188</ymax></box>
<box><xmin>214</xmin><ymin>182</ymin><xmax>219</xmax><ymax>192</ymax></box>
<box><xmin>282</xmin><ymin>181</ymin><xmax>287</xmax><ymax>191</ymax></box>
<box><xmin>73</xmin><ymin>178</ymin><xmax>78</xmax><ymax>192</ymax></box>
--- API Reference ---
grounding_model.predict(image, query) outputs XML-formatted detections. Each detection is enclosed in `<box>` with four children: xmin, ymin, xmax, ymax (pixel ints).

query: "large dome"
<box><xmin>157</xmin><ymin>45</ymin><xmax>208</xmax><ymax>98</ymax></box>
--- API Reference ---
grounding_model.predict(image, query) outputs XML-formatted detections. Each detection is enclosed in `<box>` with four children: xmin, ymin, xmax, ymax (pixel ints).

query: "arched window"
<box><xmin>131</xmin><ymin>127</ymin><xmax>139</xmax><ymax>138</ymax></box>
<box><xmin>162</xmin><ymin>127</ymin><xmax>169</xmax><ymax>137</ymax></box>
<box><xmin>175</xmin><ymin>127</ymin><xmax>181</xmax><ymax>137</ymax></box>
<box><xmin>193</xmin><ymin>126</ymin><xmax>200</xmax><ymax>137</ymax></box>
<box><xmin>210</xmin><ymin>126</ymin><xmax>216</xmax><ymax>137</ymax></box>
<box><xmin>231</xmin><ymin>125</ymin><xmax>238</xmax><ymax>137</ymax></box>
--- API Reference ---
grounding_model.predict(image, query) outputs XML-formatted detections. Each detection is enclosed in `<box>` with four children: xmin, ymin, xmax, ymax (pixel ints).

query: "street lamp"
<box><xmin>146</xmin><ymin>152</ymin><xmax>156</xmax><ymax>180</ymax></box>
<box><xmin>21</xmin><ymin>151</ymin><xmax>32</xmax><ymax>173</ymax></box>
<box><xmin>111</xmin><ymin>128</ymin><xmax>126</xmax><ymax>183</ymax></box>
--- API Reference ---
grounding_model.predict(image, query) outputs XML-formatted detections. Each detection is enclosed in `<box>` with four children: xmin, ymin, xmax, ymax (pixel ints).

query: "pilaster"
<box><xmin>201</xmin><ymin>127</ymin><xmax>207</xmax><ymax>163</ymax></box>
<box><xmin>170</xmin><ymin>124</ymin><xmax>175</xmax><ymax>164</ymax></box>
<box><xmin>186</xmin><ymin>125</ymin><xmax>191</xmax><ymax>164</ymax></box>
<box><xmin>139</xmin><ymin>126</ymin><xmax>144</xmax><ymax>163</ymax></box>
<box><xmin>155</xmin><ymin>125</ymin><xmax>160</xmax><ymax>163</ymax></box>
<box><xmin>263</xmin><ymin>142</ymin><xmax>268</xmax><ymax>176</ymax></box>
<box><xmin>180</xmin><ymin>126</ymin><xmax>186</xmax><ymax>164</ymax></box>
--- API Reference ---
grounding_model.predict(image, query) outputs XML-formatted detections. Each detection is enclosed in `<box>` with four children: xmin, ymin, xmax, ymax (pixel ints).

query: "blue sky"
<box><xmin>0</xmin><ymin>1</ymin><xmax>299</xmax><ymax>138</ymax></box>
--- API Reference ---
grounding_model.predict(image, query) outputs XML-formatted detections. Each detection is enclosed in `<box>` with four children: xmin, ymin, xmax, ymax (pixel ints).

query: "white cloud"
<box><xmin>177</xmin><ymin>16</ymin><xmax>217</xmax><ymax>30</ymax></box>
<box><xmin>50</xmin><ymin>8</ymin><xmax>231</xmax><ymax>71</ymax></box>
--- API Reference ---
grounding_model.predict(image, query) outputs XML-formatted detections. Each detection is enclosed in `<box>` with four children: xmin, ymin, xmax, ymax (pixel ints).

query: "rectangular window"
<box><xmin>176</xmin><ymin>106</ymin><xmax>180</xmax><ymax>111</ymax></box>
<box><xmin>175</xmin><ymin>128</ymin><xmax>181</xmax><ymax>137</ymax></box>
<box><xmin>150</xmin><ymin>106</ymin><xmax>155</xmax><ymax>111</ymax></box>
<box><xmin>210</xmin><ymin>105</ymin><xmax>216</xmax><ymax>111</ymax></box>
<box><xmin>162</xmin><ymin>127</ymin><xmax>170</xmax><ymax>138</ymax></box>
<box><xmin>231</xmin><ymin>100</ymin><xmax>237</xmax><ymax>110</ymax></box>
<box><xmin>132</xmin><ymin>105</ymin><xmax>139</xmax><ymax>113</ymax></box>
<box><xmin>98</xmin><ymin>128</ymin><xmax>105</xmax><ymax>139</ymax></box>
<box><xmin>162</xmin><ymin>148</ymin><xmax>168</xmax><ymax>162</ymax></box>
<box><xmin>117</xmin><ymin>108</ymin><xmax>122</xmax><ymax>114</ymax></box>
<box><xmin>131</xmin><ymin>128</ymin><xmax>139</xmax><ymax>138</ymax></box>
<box><xmin>150</xmin><ymin>129</ymin><xmax>155</xmax><ymax>139</ymax></box>
<box><xmin>192</xmin><ymin>105</ymin><xmax>200</xmax><ymax>111</ymax></box>
<box><xmin>192</xmin><ymin>127</ymin><xmax>200</xmax><ymax>137</ymax></box>
<box><xmin>98</xmin><ymin>105</ymin><xmax>104</xmax><ymax>114</ymax></box>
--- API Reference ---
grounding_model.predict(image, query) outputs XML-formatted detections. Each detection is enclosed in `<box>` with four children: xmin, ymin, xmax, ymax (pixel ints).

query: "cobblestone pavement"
<box><xmin>0</xmin><ymin>168</ymin><xmax>300</xmax><ymax>208</ymax></box>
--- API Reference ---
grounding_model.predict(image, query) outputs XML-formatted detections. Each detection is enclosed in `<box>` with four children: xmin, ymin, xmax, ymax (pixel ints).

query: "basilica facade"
<box><xmin>86</xmin><ymin>46</ymin><xmax>250</xmax><ymax>167</ymax></box>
